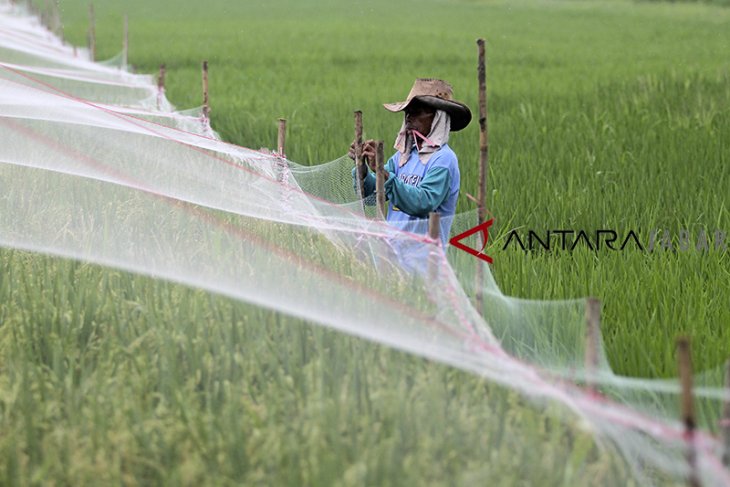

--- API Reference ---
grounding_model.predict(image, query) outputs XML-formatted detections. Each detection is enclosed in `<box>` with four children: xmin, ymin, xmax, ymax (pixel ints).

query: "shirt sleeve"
<box><xmin>383</xmin><ymin>165</ymin><xmax>451</xmax><ymax>217</ymax></box>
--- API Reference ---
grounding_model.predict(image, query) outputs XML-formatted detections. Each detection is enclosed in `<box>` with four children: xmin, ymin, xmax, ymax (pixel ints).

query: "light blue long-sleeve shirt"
<box><xmin>353</xmin><ymin>143</ymin><xmax>460</xmax><ymax>248</ymax></box>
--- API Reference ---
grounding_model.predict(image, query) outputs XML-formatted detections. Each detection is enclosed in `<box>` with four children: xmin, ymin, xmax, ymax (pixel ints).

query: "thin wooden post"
<box><xmin>584</xmin><ymin>298</ymin><xmax>601</xmax><ymax>393</ymax></box>
<box><xmin>475</xmin><ymin>38</ymin><xmax>490</xmax><ymax>314</ymax></box>
<box><xmin>476</xmin><ymin>38</ymin><xmax>489</xmax><ymax>224</ymax></box>
<box><xmin>721</xmin><ymin>360</ymin><xmax>730</xmax><ymax>467</ymax></box>
<box><xmin>202</xmin><ymin>61</ymin><xmax>210</xmax><ymax>122</ymax></box>
<box><xmin>122</xmin><ymin>14</ymin><xmax>128</xmax><ymax>71</ymax></box>
<box><xmin>354</xmin><ymin>110</ymin><xmax>365</xmax><ymax>210</ymax></box>
<box><xmin>88</xmin><ymin>3</ymin><xmax>95</xmax><ymax>62</ymax></box>
<box><xmin>157</xmin><ymin>63</ymin><xmax>166</xmax><ymax>110</ymax></box>
<box><xmin>277</xmin><ymin>118</ymin><xmax>287</xmax><ymax>158</ymax></box>
<box><xmin>428</xmin><ymin>212</ymin><xmax>441</xmax><ymax>242</ymax></box>
<box><xmin>428</xmin><ymin>212</ymin><xmax>442</xmax><ymax>280</ymax></box>
<box><xmin>676</xmin><ymin>337</ymin><xmax>700</xmax><ymax>487</ymax></box>
<box><xmin>375</xmin><ymin>140</ymin><xmax>386</xmax><ymax>220</ymax></box>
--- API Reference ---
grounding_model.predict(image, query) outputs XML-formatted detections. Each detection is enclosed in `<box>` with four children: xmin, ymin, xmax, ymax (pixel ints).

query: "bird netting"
<box><xmin>1</xmin><ymin>2</ymin><xmax>730</xmax><ymax>485</ymax></box>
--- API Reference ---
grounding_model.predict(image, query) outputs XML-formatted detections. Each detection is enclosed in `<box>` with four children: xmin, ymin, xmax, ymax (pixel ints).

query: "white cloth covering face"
<box><xmin>393</xmin><ymin>109</ymin><xmax>451</xmax><ymax>166</ymax></box>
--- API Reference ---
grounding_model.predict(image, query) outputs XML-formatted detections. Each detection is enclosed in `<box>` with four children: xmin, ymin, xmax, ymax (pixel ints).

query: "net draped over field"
<box><xmin>1</xmin><ymin>2</ymin><xmax>729</xmax><ymax>485</ymax></box>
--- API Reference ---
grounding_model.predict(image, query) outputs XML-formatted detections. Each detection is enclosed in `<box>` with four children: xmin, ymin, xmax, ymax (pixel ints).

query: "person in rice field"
<box><xmin>350</xmin><ymin>78</ymin><xmax>472</xmax><ymax>249</ymax></box>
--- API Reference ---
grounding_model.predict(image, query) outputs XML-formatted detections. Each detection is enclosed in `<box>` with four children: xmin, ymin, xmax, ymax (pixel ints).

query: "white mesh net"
<box><xmin>2</xmin><ymin>2</ymin><xmax>730</xmax><ymax>485</ymax></box>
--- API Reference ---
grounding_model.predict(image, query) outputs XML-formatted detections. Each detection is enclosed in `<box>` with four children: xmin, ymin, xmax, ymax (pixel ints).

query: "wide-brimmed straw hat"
<box><xmin>383</xmin><ymin>78</ymin><xmax>472</xmax><ymax>132</ymax></box>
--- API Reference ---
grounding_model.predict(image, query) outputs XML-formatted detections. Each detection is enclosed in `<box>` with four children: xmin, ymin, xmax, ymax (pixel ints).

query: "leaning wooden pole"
<box><xmin>584</xmin><ymin>297</ymin><xmax>601</xmax><ymax>394</ymax></box>
<box><xmin>87</xmin><ymin>3</ymin><xmax>95</xmax><ymax>62</ymax></box>
<box><xmin>676</xmin><ymin>337</ymin><xmax>700</xmax><ymax>487</ymax></box>
<box><xmin>122</xmin><ymin>14</ymin><xmax>129</xmax><ymax>71</ymax></box>
<box><xmin>277</xmin><ymin>118</ymin><xmax>287</xmax><ymax>158</ymax></box>
<box><xmin>375</xmin><ymin>140</ymin><xmax>386</xmax><ymax>220</ymax></box>
<box><xmin>202</xmin><ymin>60</ymin><xmax>210</xmax><ymax>123</ymax></box>
<box><xmin>475</xmin><ymin>38</ymin><xmax>489</xmax><ymax>314</ymax></box>
<box><xmin>722</xmin><ymin>359</ymin><xmax>730</xmax><ymax>467</ymax></box>
<box><xmin>354</xmin><ymin>110</ymin><xmax>365</xmax><ymax>211</ymax></box>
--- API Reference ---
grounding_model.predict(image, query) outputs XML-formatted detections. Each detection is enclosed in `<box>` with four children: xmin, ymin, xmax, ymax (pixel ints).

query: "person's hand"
<box><xmin>348</xmin><ymin>139</ymin><xmax>378</xmax><ymax>172</ymax></box>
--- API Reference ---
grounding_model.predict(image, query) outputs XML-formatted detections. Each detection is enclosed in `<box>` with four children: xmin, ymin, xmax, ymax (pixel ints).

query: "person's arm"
<box><xmin>383</xmin><ymin>166</ymin><xmax>451</xmax><ymax>218</ymax></box>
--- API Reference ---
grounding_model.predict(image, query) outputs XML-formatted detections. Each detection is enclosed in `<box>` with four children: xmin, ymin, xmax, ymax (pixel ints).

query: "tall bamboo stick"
<box><xmin>202</xmin><ymin>60</ymin><xmax>210</xmax><ymax>122</ymax></box>
<box><xmin>676</xmin><ymin>337</ymin><xmax>699</xmax><ymax>487</ymax></box>
<box><xmin>375</xmin><ymin>140</ymin><xmax>386</xmax><ymax>220</ymax></box>
<box><xmin>354</xmin><ymin>111</ymin><xmax>365</xmax><ymax>211</ymax></box>
<box><xmin>475</xmin><ymin>38</ymin><xmax>489</xmax><ymax>314</ymax></box>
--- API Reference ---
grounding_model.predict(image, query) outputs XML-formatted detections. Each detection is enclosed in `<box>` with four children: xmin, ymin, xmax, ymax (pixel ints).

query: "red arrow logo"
<box><xmin>449</xmin><ymin>218</ymin><xmax>494</xmax><ymax>264</ymax></box>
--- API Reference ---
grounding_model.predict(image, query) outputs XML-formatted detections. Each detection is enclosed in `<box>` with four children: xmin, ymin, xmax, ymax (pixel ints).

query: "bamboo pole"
<box><xmin>676</xmin><ymin>337</ymin><xmax>700</xmax><ymax>487</ymax></box>
<box><xmin>157</xmin><ymin>63</ymin><xmax>166</xmax><ymax>110</ymax></box>
<box><xmin>475</xmin><ymin>38</ymin><xmax>489</xmax><ymax>315</ymax></box>
<box><xmin>476</xmin><ymin>38</ymin><xmax>489</xmax><ymax>224</ymax></box>
<box><xmin>375</xmin><ymin>140</ymin><xmax>386</xmax><ymax>220</ymax></box>
<box><xmin>428</xmin><ymin>212</ymin><xmax>441</xmax><ymax>242</ymax></box>
<box><xmin>277</xmin><ymin>118</ymin><xmax>287</xmax><ymax>158</ymax></box>
<box><xmin>722</xmin><ymin>360</ymin><xmax>730</xmax><ymax>467</ymax></box>
<box><xmin>122</xmin><ymin>14</ymin><xmax>128</xmax><ymax>71</ymax></box>
<box><xmin>88</xmin><ymin>3</ymin><xmax>95</xmax><ymax>62</ymax></box>
<box><xmin>354</xmin><ymin>111</ymin><xmax>365</xmax><ymax>210</ymax></box>
<box><xmin>202</xmin><ymin>60</ymin><xmax>210</xmax><ymax>122</ymax></box>
<box><xmin>584</xmin><ymin>297</ymin><xmax>601</xmax><ymax>394</ymax></box>
<box><xmin>276</xmin><ymin>118</ymin><xmax>287</xmax><ymax>184</ymax></box>
<box><xmin>428</xmin><ymin>212</ymin><xmax>442</xmax><ymax>280</ymax></box>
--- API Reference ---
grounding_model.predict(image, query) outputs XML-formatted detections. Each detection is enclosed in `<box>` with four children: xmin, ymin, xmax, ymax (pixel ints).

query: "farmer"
<box><xmin>350</xmin><ymin>78</ymin><xmax>471</xmax><ymax>249</ymax></box>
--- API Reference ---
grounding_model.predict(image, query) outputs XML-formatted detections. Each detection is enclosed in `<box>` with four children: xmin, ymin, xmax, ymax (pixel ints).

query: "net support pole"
<box><xmin>584</xmin><ymin>297</ymin><xmax>601</xmax><ymax>394</ymax></box>
<box><xmin>277</xmin><ymin>118</ymin><xmax>287</xmax><ymax>158</ymax></box>
<box><xmin>88</xmin><ymin>3</ymin><xmax>95</xmax><ymax>62</ymax></box>
<box><xmin>202</xmin><ymin>60</ymin><xmax>210</xmax><ymax>123</ymax></box>
<box><xmin>375</xmin><ymin>140</ymin><xmax>386</xmax><ymax>220</ymax></box>
<box><xmin>157</xmin><ymin>63</ymin><xmax>165</xmax><ymax>110</ymax></box>
<box><xmin>722</xmin><ymin>360</ymin><xmax>730</xmax><ymax>467</ymax></box>
<box><xmin>276</xmin><ymin>118</ymin><xmax>287</xmax><ymax>184</ymax></box>
<box><xmin>122</xmin><ymin>14</ymin><xmax>128</xmax><ymax>71</ymax></box>
<box><xmin>475</xmin><ymin>38</ymin><xmax>489</xmax><ymax>315</ymax></box>
<box><xmin>676</xmin><ymin>337</ymin><xmax>700</xmax><ymax>487</ymax></box>
<box><xmin>428</xmin><ymin>212</ymin><xmax>441</xmax><ymax>281</ymax></box>
<box><xmin>354</xmin><ymin>110</ymin><xmax>365</xmax><ymax>212</ymax></box>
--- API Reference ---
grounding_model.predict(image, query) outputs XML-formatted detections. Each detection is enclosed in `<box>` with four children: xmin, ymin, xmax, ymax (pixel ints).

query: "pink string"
<box><xmin>411</xmin><ymin>129</ymin><xmax>436</xmax><ymax>148</ymax></box>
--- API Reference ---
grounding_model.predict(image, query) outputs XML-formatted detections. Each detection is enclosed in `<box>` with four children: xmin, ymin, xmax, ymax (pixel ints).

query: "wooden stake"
<box><xmin>676</xmin><ymin>337</ymin><xmax>700</xmax><ymax>487</ymax></box>
<box><xmin>353</xmin><ymin>110</ymin><xmax>365</xmax><ymax>209</ymax></box>
<box><xmin>476</xmin><ymin>38</ymin><xmax>489</xmax><ymax>226</ymax></box>
<box><xmin>428</xmin><ymin>212</ymin><xmax>441</xmax><ymax>242</ymax></box>
<box><xmin>375</xmin><ymin>140</ymin><xmax>386</xmax><ymax>220</ymax></box>
<box><xmin>722</xmin><ymin>359</ymin><xmax>730</xmax><ymax>467</ymax></box>
<box><xmin>202</xmin><ymin>60</ymin><xmax>210</xmax><ymax>122</ymax></box>
<box><xmin>122</xmin><ymin>14</ymin><xmax>128</xmax><ymax>71</ymax></box>
<box><xmin>277</xmin><ymin>118</ymin><xmax>287</xmax><ymax>158</ymax></box>
<box><xmin>428</xmin><ymin>212</ymin><xmax>442</xmax><ymax>279</ymax></box>
<box><xmin>88</xmin><ymin>3</ymin><xmax>95</xmax><ymax>62</ymax></box>
<box><xmin>475</xmin><ymin>38</ymin><xmax>490</xmax><ymax>314</ymax></box>
<box><xmin>584</xmin><ymin>297</ymin><xmax>601</xmax><ymax>393</ymax></box>
<box><xmin>157</xmin><ymin>63</ymin><xmax>166</xmax><ymax>110</ymax></box>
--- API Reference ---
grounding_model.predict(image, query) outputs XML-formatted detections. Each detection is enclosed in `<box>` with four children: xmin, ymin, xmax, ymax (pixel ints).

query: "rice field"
<box><xmin>1</xmin><ymin>0</ymin><xmax>729</xmax><ymax>484</ymax></box>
